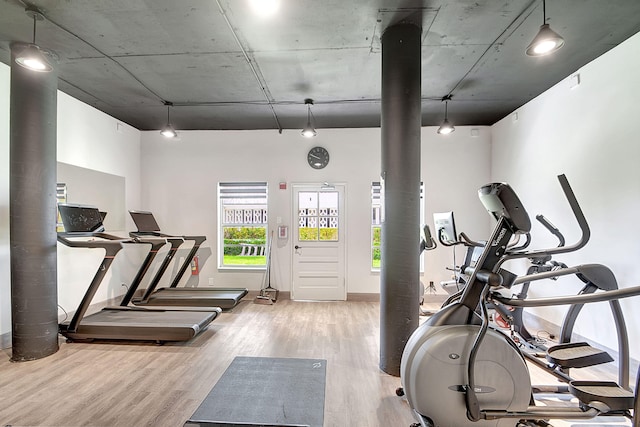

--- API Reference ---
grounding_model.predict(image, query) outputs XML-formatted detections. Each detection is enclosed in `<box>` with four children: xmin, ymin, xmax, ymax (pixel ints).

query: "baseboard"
<box><xmin>1</xmin><ymin>331</ymin><xmax>10</xmax><ymax>350</ymax></box>
<box><xmin>247</xmin><ymin>290</ymin><xmax>290</xmax><ymax>301</ymax></box>
<box><xmin>347</xmin><ymin>293</ymin><xmax>379</xmax><ymax>302</ymax></box>
<box><xmin>2</xmin><ymin>297</ymin><xmax>124</xmax><ymax>350</ymax></box>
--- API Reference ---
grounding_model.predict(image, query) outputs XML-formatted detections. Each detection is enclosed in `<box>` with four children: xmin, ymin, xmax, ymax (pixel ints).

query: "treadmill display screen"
<box><xmin>58</xmin><ymin>204</ymin><xmax>105</xmax><ymax>233</ymax></box>
<box><xmin>130</xmin><ymin>211</ymin><xmax>161</xmax><ymax>232</ymax></box>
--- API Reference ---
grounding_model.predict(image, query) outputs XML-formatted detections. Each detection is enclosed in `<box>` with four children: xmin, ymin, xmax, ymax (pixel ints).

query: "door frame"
<box><xmin>290</xmin><ymin>182</ymin><xmax>347</xmax><ymax>301</ymax></box>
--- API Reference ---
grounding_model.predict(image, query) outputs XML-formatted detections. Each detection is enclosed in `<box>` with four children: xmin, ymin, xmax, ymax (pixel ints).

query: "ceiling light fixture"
<box><xmin>160</xmin><ymin>102</ymin><xmax>178</xmax><ymax>138</ymax></box>
<box><xmin>301</xmin><ymin>98</ymin><xmax>317</xmax><ymax>138</ymax></box>
<box><xmin>15</xmin><ymin>6</ymin><xmax>55</xmax><ymax>72</ymax></box>
<box><xmin>437</xmin><ymin>95</ymin><xmax>455</xmax><ymax>135</ymax></box>
<box><xmin>526</xmin><ymin>0</ymin><xmax>565</xmax><ymax>56</ymax></box>
<box><xmin>248</xmin><ymin>0</ymin><xmax>280</xmax><ymax>17</ymax></box>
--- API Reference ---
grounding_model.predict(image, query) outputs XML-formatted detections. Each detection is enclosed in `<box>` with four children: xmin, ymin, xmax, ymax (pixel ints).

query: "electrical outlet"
<box><xmin>208</xmin><ymin>277</ymin><xmax>214</xmax><ymax>286</ymax></box>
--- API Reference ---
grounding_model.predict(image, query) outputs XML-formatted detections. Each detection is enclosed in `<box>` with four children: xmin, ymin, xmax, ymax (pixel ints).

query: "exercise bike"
<box><xmin>399</xmin><ymin>174</ymin><xmax>640</xmax><ymax>427</ymax></box>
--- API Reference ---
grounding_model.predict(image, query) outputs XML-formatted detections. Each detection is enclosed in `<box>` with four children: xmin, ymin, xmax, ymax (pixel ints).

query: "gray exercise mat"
<box><xmin>185</xmin><ymin>356</ymin><xmax>326</xmax><ymax>427</ymax></box>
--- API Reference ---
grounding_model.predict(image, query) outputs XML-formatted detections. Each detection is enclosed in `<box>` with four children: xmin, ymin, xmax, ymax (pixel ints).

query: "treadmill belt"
<box><xmin>60</xmin><ymin>308</ymin><xmax>218</xmax><ymax>342</ymax></box>
<box><xmin>139</xmin><ymin>288</ymin><xmax>248</xmax><ymax>309</ymax></box>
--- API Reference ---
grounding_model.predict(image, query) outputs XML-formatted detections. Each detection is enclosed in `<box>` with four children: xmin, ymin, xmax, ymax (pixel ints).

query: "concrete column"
<box><xmin>379</xmin><ymin>23</ymin><xmax>422</xmax><ymax>376</ymax></box>
<box><xmin>10</xmin><ymin>43</ymin><xmax>59</xmax><ymax>361</ymax></box>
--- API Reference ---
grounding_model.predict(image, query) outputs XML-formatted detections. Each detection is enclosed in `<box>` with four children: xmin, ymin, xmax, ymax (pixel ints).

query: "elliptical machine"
<box><xmin>434</xmin><ymin>213</ymin><xmax>630</xmax><ymax>389</ymax></box>
<box><xmin>399</xmin><ymin>175</ymin><xmax>640</xmax><ymax>427</ymax></box>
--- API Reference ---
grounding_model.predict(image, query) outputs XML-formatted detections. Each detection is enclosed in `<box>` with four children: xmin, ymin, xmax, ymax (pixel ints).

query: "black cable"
<box><xmin>58</xmin><ymin>304</ymin><xmax>68</xmax><ymax>322</ymax></box>
<box><xmin>31</xmin><ymin>7</ymin><xmax>164</xmax><ymax>103</ymax></box>
<box><xmin>447</xmin><ymin>0</ymin><xmax>538</xmax><ymax>97</ymax></box>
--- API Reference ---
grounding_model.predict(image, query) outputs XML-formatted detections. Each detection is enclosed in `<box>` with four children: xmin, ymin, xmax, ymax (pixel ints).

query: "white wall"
<box><xmin>0</xmin><ymin>61</ymin><xmax>143</xmax><ymax>339</ymax></box>
<box><xmin>3</xmin><ymin>28</ymin><xmax>638</xmax><ymax>364</ymax></box>
<box><xmin>491</xmin><ymin>31</ymin><xmax>640</xmax><ymax>359</ymax></box>
<box><xmin>55</xmin><ymin>92</ymin><xmax>143</xmax><ymax>318</ymax></box>
<box><xmin>1</xmin><ymin>53</ymin><xmax>491</xmax><ymax>341</ymax></box>
<box><xmin>139</xmin><ymin>127</ymin><xmax>491</xmax><ymax>295</ymax></box>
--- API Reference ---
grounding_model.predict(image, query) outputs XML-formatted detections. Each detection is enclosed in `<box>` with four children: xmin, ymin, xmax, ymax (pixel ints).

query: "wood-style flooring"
<box><xmin>0</xmin><ymin>298</ymin><xmax>633</xmax><ymax>427</ymax></box>
<box><xmin>0</xmin><ymin>300</ymin><xmax>416</xmax><ymax>426</ymax></box>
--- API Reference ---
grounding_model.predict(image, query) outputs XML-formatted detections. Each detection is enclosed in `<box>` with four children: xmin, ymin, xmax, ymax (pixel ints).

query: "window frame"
<box><xmin>371</xmin><ymin>181</ymin><xmax>424</xmax><ymax>272</ymax></box>
<box><xmin>218</xmin><ymin>181</ymin><xmax>268</xmax><ymax>270</ymax></box>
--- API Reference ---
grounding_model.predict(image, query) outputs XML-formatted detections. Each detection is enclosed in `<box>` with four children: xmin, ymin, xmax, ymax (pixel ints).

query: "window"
<box><xmin>298</xmin><ymin>191</ymin><xmax>339</xmax><ymax>241</ymax></box>
<box><xmin>56</xmin><ymin>182</ymin><xmax>67</xmax><ymax>232</ymax></box>
<box><xmin>371</xmin><ymin>183</ymin><xmax>382</xmax><ymax>269</ymax></box>
<box><xmin>218</xmin><ymin>182</ymin><xmax>268</xmax><ymax>268</ymax></box>
<box><xmin>371</xmin><ymin>182</ymin><xmax>424</xmax><ymax>271</ymax></box>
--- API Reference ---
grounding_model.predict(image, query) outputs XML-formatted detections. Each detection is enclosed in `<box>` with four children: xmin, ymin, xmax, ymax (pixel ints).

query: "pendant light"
<box><xmin>301</xmin><ymin>98</ymin><xmax>317</xmax><ymax>138</ymax></box>
<box><xmin>160</xmin><ymin>102</ymin><xmax>178</xmax><ymax>138</ymax></box>
<box><xmin>526</xmin><ymin>0</ymin><xmax>565</xmax><ymax>56</ymax></box>
<box><xmin>437</xmin><ymin>95</ymin><xmax>455</xmax><ymax>135</ymax></box>
<box><xmin>15</xmin><ymin>6</ymin><xmax>54</xmax><ymax>72</ymax></box>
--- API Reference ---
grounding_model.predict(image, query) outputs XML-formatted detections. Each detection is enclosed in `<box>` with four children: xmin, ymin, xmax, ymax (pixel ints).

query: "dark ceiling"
<box><xmin>1</xmin><ymin>0</ymin><xmax>639</xmax><ymax>132</ymax></box>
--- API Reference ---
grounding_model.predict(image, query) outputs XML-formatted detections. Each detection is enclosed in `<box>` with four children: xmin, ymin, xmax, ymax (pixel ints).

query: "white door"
<box><xmin>291</xmin><ymin>184</ymin><xmax>346</xmax><ymax>301</ymax></box>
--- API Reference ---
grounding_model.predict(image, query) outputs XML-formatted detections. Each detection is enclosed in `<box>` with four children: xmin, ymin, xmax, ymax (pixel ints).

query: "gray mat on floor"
<box><xmin>185</xmin><ymin>356</ymin><xmax>326</xmax><ymax>427</ymax></box>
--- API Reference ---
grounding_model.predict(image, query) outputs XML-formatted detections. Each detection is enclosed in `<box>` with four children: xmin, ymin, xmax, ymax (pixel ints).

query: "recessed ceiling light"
<box><xmin>249</xmin><ymin>0</ymin><xmax>280</xmax><ymax>17</ymax></box>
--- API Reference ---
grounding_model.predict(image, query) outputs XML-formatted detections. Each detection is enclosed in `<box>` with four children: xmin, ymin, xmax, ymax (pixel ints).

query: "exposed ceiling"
<box><xmin>1</xmin><ymin>0</ymin><xmax>639</xmax><ymax>132</ymax></box>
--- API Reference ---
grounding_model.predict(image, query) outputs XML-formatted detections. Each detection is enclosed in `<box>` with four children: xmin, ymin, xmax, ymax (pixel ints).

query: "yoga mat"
<box><xmin>185</xmin><ymin>356</ymin><xmax>326</xmax><ymax>427</ymax></box>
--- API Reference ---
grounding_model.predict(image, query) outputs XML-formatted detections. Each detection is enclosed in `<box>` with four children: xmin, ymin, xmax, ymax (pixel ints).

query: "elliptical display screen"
<box><xmin>433</xmin><ymin>211</ymin><xmax>457</xmax><ymax>244</ymax></box>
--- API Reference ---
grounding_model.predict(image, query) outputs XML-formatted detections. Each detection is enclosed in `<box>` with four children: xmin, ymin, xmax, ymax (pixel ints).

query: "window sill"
<box><xmin>218</xmin><ymin>265</ymin><xmax>266</xmax><ymax>272</ymax></box>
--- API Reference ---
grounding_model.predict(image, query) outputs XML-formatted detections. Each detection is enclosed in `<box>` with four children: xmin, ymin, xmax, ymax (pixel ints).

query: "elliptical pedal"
<box><xmin>546</xmin><ymin>341</ymin><xmax>613</xmax><ymax>369</ymax></box>
<box><xmin>569</xmin><ymin>380</ymin><xmax>635</xmax><ymax>411</ymax></box>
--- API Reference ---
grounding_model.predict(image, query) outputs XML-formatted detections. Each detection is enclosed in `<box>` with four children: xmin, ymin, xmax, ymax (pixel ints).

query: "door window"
<box><xmin>298</xmin><ymin>191</ymin><xmax>339</xmax><ymax>241</ymax></box>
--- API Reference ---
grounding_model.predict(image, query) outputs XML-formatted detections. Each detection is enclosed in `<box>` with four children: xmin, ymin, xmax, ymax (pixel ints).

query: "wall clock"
<box><xmin>307</xmin><ymin>146</ymin><xmax>330</xmax><ymax>169</ymax></box>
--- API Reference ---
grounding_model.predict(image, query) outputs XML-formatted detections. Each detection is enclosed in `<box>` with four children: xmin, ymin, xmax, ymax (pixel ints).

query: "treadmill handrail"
<box><xmin>58</xmin><ymin>232</ymin><xmax>126</xmax><ymax>256</ymax></box>
<box><xmin>139</xmin><ymin>237</ymin><xmax>185</xmax><ymax>301</ymax></box>
<box><xmin>58</xmin><ymin>232</ymin><xmax>170</xmax><ymax>331</ymax></box>
<box><xmin>130</xmin><ymin>231</ymin><xmax>206</xmax><ymax>245</ymax></box>
<box><xmin>130</xmin><ymin>232</ymin><xmax>206</xmax><ymax>289</ymax></box>
<box><xmin>119</xmin><ymin>239</ymin><xmax>168</xmax><ymax>306</ymax></box>
<box><xmin>169</xmin><ymin>236</ymin><xmax>205</xmax><ymax>288</ymax></box>
<box><xmin>58</xmin><ymin>231</ymin><xmax>127</xmax><ymax>332</ymax></box>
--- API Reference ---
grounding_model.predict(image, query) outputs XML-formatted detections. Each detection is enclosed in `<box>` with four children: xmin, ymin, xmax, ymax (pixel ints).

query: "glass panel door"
<box><xmin>298</xmin><ymin>191</ymin><xmax>339</xmax><ymax>241</ymax></box>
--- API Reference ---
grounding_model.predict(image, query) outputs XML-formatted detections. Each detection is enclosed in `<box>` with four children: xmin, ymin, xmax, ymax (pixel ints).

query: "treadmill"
<box><xmin>57</xmin><ymin>204</ymin><xmax>220</xmax><ymax>343</ymax></box>
<box><xmin>125</xmin><ymin>210</ymin><xmax>248</xmax><ymax>309</ymax></box>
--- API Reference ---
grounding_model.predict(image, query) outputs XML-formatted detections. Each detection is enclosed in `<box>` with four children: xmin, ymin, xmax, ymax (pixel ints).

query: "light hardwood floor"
<box><xmin>0</xmin><ymin>300</ymin><xmax>417</xmax><ymax>427</ymax></box>
<box><xmin>0</xmin><ymin>299</ymin><xmax>633</xmax><ymax>427</ymax></box>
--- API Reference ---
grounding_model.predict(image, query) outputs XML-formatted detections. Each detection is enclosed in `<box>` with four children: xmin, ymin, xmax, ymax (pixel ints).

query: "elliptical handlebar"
<box><xmin>536</xmin><ymin>214</ymin><xmax>566</xmax><ymax>247</ymax></box>
<box><xmin>500</xmin><ymin>174</ymin><xmax>590</xmax><ymax>265</ymax></box>
<box><xmin>437</xmin><ymin>228</ymin><xmax>458</xmax><ymax>247</ymax></box>
<box><xmin>421</xmin><ymin>224</ymin><xmax>437</xmax><ymax>251</ymax></box>
<box><xmin>508</xmin><ymin>233</ymin><xmax>531</xmax><ymax>251</ymax></box>
<box><xmin>459</xmin><ymin>232</ymin><xmax>483</xmax><ymax>247</ymax></box>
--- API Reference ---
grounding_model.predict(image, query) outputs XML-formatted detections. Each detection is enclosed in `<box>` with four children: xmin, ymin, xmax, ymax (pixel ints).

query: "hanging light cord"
<box><xmin>20</xmin><ymin>2</ymin><xmax>165</xmax><ymax>104</ymax></box>
<box><xmin>442</xmin><ymin>94</ymin><xmax>452</xmax><ymax>118</ymax></box>
<box><xmin>31</xmin><ymin>14</ymin><xmax>37</xmax><ymax>44</ymax></box>
<box><xmin>542</xmin><ymin>0</ymin><xmax>546</xmax><ymax>24</ymax></box>
<box><xmin>307</xmin><ymin>104</ymin><xmax>314</xmax><ymax>125</ymax></box>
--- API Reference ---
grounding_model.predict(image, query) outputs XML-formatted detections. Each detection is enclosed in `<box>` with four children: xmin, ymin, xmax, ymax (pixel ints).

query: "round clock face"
<box><xmin>307</xmin><ymin>146</ymin><xmax>330</xmax><ymax>169</ymax></box>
